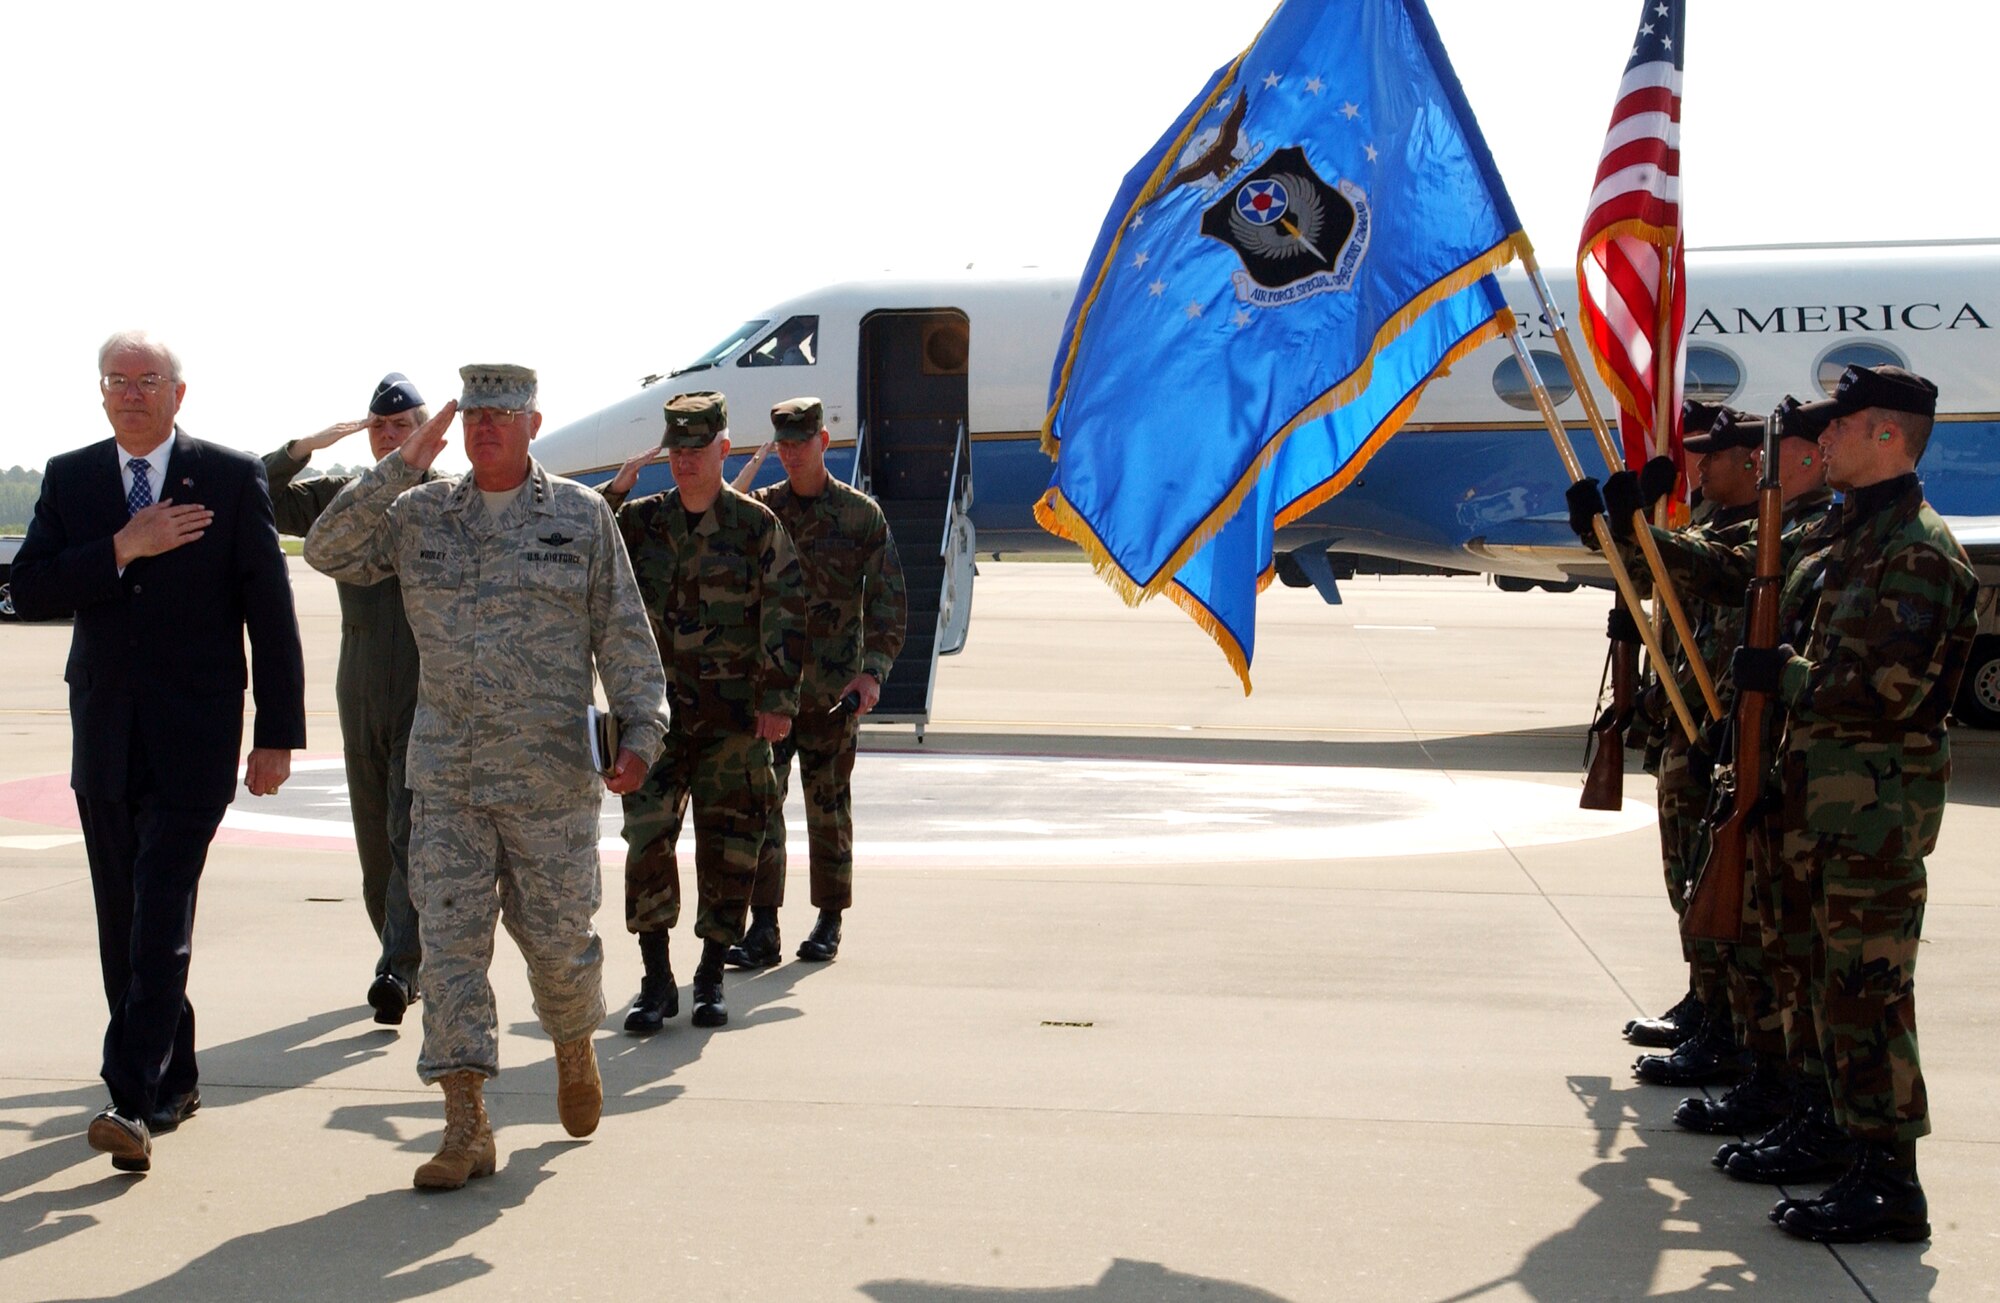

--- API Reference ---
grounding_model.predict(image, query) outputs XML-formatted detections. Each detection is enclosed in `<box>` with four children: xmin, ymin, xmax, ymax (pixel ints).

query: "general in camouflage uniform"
<box><xmin>609</xmin><ymin>391</ymin><xmax>805</xmax><ymax>1033</ymax></box>
<box><xmin>725</xmin><ymin>396</ymin><xmax>907</xmax><ymax>970</ymax></box>
<box><xmin>264</xmin><ymin>372</ymin><xmax>433</xmax><ymax>1025</ymax></box>
<box><xmin>1658</xmin><ymin>366</ymin><xmax>1974</xmax><ymax>1244</ymax></box>
<box><xmin>305</xmin><ymin>364</ymin><xmax>669</xmax><ymax>1191</ymax></box>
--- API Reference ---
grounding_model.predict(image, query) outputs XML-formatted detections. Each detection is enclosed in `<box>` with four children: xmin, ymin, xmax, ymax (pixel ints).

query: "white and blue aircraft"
<box><xmin>533</xmin><ymin>238</ymin><xmax>2000</xmax><ymax>727</ymax></box>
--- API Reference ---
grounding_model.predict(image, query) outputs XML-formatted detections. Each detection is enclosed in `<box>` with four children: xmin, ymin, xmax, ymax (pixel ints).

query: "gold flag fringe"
<box><xmin>1574</xmin><ymin>216</ymin><xmax>1681</xmax><ymax>452</ymax></box>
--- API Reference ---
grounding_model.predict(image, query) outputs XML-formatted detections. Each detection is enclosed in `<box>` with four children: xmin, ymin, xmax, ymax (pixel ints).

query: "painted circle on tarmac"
<box><xmin>0</xmin><ymin>753</ymin><xmax>1653</xmax><ymax>864</ymax></box>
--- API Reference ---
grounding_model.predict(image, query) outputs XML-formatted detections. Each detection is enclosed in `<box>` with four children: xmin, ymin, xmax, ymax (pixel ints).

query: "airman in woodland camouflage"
<box><xmin>1623</xmin><ymin>408</ymin><xmax>1760</xmax><ymax>1091</ymax></box>
<box><xmin>723</xmin><ymin>396</ymin><xmax>906</xmax><ymax>969</ymax></box>
<box><xmin>305</xmin><ymin>364</ymin><xmax>668</xmax><ymax>1192</ymax></box>
<box><xmin>264</xmin><ymin>373</ymin><xmax>433</xmax><ymax>1026</ymax></box>
<box><xmin>1630</xmin><ymin>364</ymin><xmax>1975</xmax><ymax>1244</ymax></box>
<box><xmin>607</xmin><ymin>391</ymin><xmax>805</xmax><ymax>1033</ymax></box>
<box><xmin>1639</xmin><ymin>400</ymin><xmax>1835</xmax><ymax>1144</ymax></box>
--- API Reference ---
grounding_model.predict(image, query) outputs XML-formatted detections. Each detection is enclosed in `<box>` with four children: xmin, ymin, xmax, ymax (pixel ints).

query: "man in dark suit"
<box><xmin>10</xmin><ymin>330</ymin><xmax>307</xmax><ymax>1173</ymax></box>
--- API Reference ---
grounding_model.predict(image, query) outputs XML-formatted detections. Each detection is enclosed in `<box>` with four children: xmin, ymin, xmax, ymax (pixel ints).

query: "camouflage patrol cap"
<box><xmin>770</xmin><ymin>396</ymin><xmax>825</xmax><ymax>442</ymax></box>
<box><xmin>457</xmin><ymin>363</ymin><xmax>537</xmax><ymax>412</ymax></box>
<box><xmin>661</xmin><ymin>391</ymin><xmax>728</xmax><ymax>449</ymax></box>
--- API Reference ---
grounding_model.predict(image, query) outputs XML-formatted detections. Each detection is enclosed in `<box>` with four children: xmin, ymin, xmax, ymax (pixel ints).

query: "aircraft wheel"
<box><xmin>0</xmin><ymin>580</ymin><xmax>15</xmax><ymax>622</ymax></box>
<box><xmin>1954</xmin><ymin>635</ymin><xmax>2000</xmax><ymax>729</ymax></box>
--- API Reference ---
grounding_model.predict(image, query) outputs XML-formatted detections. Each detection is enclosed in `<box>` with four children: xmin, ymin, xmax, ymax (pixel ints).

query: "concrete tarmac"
<box><xmin>1</xmin><ymin>560</ymin><xmax>1994</xmax><ymax>1301</ymax></box>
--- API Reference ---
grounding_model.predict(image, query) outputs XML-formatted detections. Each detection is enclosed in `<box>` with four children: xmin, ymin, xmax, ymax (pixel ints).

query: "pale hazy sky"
<box><xmin>2</xmin><ymin>0</ymin><xmax>1991</xmax><ymax>476</ymax></box>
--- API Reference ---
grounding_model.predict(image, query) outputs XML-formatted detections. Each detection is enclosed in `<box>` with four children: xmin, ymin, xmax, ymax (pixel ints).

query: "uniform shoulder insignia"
<box><xmin>537</xmin><ymin>532</ymin><xmax>575</xmax><ymax>547</ymax></box>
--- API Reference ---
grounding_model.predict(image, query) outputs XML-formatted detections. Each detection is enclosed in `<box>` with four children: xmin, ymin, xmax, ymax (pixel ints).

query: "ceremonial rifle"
<box><xmin>1580</xmin><ymin>604</ymin><xmax>1640</xmax><ymax>811</ymax></box>
<box><xmin>1682</xmin><ymin>403</ymin><xmax>1785</xmax><ymax>942</ymax></box>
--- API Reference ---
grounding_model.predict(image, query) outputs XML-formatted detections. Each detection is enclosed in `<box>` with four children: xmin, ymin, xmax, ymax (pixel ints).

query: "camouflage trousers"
<box><xmin>407</xmin><ymin>794</ymin><xmax>607</xmax><ymax>1083</ymax></box>
<box><xmin>1721</xmin><ymin>817</ymin><xmax>1787</xmax><ymax>1060</ymax></box>
<box><xmin>1656</xmin><ymin>740</ymin><xmax>1729</xmax><ymax>1008</ymax></box>
<box><xmin>1778</xmin><ymin>830</ymin><xmax>1929</xmax><ymax>1142</ymax></box>
<box><xmin>622</xmin><ymin>729</ymin><xmax>778</xmax><ymax>945</ymax></box>
<box><xmin>752</xmin><ymin>706</ymin><xmax>858</xmax><ymax>911</ymax></box>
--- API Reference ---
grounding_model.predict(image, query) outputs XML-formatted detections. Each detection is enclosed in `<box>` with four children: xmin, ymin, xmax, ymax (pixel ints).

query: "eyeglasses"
<box><xmin>101</xmin><ymin>373</ymin><xmax>170</xmax><ymax>394</ymax></box>
<box><xmin>461</xmin><ymin>407</ymin><xmax>527</xmax><ymax>426</ymax></box>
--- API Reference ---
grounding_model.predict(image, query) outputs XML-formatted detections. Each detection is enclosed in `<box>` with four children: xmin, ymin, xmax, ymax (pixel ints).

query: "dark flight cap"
<box><xmin>1772</xmin><ymin>394</ymin><xmax>1833</xmax><ymax>443</ymax></box>
<box><xmin>369</xmin><ymin>372</ymin><xmax>424</xmax><ymax>416</ymax></box>
<box><xmin>1797</xmin><ymin>364</ymin><xmax>1938</xmax><ymax>421</ymax></box>
<box><xmin>770</xmin><ymin>397</ymin><xmax>825</xmax><ymax>442</ymax></box>
<box><xmin>458</xmin><ymin>364</ymin><xmax>537</xmax><ymax>412</ymax></box>
<box><xmin>1680</xmin><ymin>399</ymin><xmax>1726</xmax><ymax>442</ymax></box>
<box><xmin>1683</xmin><ymin>406</ymin><xmax>1764</xmax><ymax>454</ymax></box>
<box><xmin>662</xmin><ymin>391</ymin><xmax>728</xmax><ymax>449</ymax></box>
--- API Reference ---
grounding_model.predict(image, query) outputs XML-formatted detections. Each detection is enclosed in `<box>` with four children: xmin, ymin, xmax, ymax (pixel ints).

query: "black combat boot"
<box><xmin>623</xmin><ymin>931</ymin><xmax>677</xmax><ymax>1034</ymax></box>
<box><xmin>796</xmin><ymin>908</ymin><xmax>843</xmax><ymax>962</ymax></box>
<box><xmin>1722</xmin><ymin>1093</ymin><xmax>1854</xmax><ymax>1184</ymax></box>
<box><xmin>691</xmin><ymin>939</ymin><xmax>729</xmax><ymax>1027</ymax></box>
<box><xmin>1624</xmin><ymin>987</ymin><xmax>1702</xmax><ymax>1048</ymax></box>
<box><xmin>1633</xmin><ymin>1006</ymin><xmax>1750</xmax><ymax>1086</ymax></box>
<box><xmin>1674</xmin><ymin>1057</ymin><xmax>1792</xmax><ymax>1135</ymax></box>
<box><xmin>1778</xmin><ymin>1140</ymin><xmax>1930</xmax><ymax>1243</ymax></box>
<box><xmin>725</xmin><ymin>907</ymin><xmax>782</xmax><ymax>969</ymax></box>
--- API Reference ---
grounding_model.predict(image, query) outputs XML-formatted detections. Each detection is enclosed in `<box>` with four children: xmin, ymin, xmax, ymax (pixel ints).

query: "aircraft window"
<box><xmin>1491</xmin><ymin>349</ymin><xmax>1572</xmax><ymax>411</ymax></box>
<box><xmin>674</xmin><ymin>320</ymin><xmax>768</xmax><ymax>376</ymax></box>
<box><xmin>1684</xmin><ymin>345</ymin><xmax>1742</xmax><ymax>405</ymax></box>
<box><xmin>922</xmin><ymin>319</ymin><xmax>970</xmax><ymax>376</ymax></box>
<box><xmin>1815</xmin><ymin>340</ymin><xmax>1907</xmax><ymax>395</ymax></box>
<box><xmin>738</xmin><ymin>314</ymin><xmax>819</xmax><ymax>367</ymax></box>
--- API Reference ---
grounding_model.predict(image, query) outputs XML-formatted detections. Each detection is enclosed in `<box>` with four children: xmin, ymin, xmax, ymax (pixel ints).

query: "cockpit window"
<box><xmin>672</xmin><ymin>320</ymin><xmax>769</xmax><ymax>376</ymax></box>
<box><xmin>738</xmin><ymin>315</ymin><xmax>819</xmax><ymax>367</ymax></box>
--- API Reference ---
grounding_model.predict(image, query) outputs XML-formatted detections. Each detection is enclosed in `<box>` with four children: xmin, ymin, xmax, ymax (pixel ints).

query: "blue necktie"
<box><xmin>126</xmin><ymin>458</ymin><xmax>153</xmax><ymax>517</ymax></box>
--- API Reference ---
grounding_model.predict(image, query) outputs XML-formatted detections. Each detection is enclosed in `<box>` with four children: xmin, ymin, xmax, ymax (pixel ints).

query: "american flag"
<box><xmin>1577</xmin><ymin>0</ymin><xmax>1686</xmax><ymax>474</ymax></box>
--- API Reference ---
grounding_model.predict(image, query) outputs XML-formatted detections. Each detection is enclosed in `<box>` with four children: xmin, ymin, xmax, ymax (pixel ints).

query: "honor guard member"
<box><xmin>613</xmin><ymin>391</ymin><xmax>805</xmax><ymax>1032</ymax></box>
<box><xmin>305</xmin><ymin>364</ymin><xmax>668</xmax><ymax>1191</ymax></box>
<box><xmin>263</xmin><ymin>373</ymin><xmax>433</xmax><ymax>1025</ymax></box>
<box><xmin>1646</xmin><ymin>402</ymin><xmax>1836</xmax><ymax>1143</ymax></box>
<box><xmin>1627</xmin><ymin>409</ymin><xmax>1761</xmax><ymax>1090</ymax></box>
<box><xmin>727</xmin><ymin>397</ymin><xmax>906</xmax><ymax>968</ymax></box>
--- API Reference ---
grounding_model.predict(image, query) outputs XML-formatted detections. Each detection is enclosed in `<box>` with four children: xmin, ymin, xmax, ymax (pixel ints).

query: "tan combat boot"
<box><xmin>413</xmin><ymin>1070</ymin><xmax>497</xmax><ymax>1190</ymax></box>
<box><xmin>553</xmin><ymin>1035</ymin><xmax>602</xmax><ymax>1137</ymax></box>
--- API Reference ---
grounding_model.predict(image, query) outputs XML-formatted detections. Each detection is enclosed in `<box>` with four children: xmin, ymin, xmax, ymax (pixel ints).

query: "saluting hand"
<box><xmin>114</xmin><ymin>499</ymin><xmax>214</xmax><ymax>568</ymax></box>
<box><xmin>287</xmin><ymin>418</ymin><xmax>369</xmax><ymax>460</ymax></box>
<box><xmin>397</xmin><ymin>400</ymin><xmax>457</xmax><ymax>472</ymax></box>
<box><xmin>604</xmin><ymin>747</ymin><xmax>647</xmax><ymax>795</ymax></box>
<box><xmin>609</xmin><ymin>443</ymin><xmax>662</xmax><ymax>496</ymax></box>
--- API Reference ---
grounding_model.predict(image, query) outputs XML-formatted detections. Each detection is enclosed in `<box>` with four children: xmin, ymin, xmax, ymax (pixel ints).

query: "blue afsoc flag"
<box><xmin>1038</xmin><ymin>0</ymin><xmax>1527</xmax><ymax>690</ymax></box>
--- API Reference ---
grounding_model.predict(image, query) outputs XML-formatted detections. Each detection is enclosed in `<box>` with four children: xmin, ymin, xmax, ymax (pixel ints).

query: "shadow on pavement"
<box><xmin>40</xmin><ymin>1140</ymin><xmax>567</xmax><ymax>1303</ymax></box>
<box><xmin>860</xmin><ymin>1258</ymin><xmax>1293</xmax><ymax>1302</ymax></box>
<box><xmin>322</xmin><ymin>953</ymin><xmax>826</xmax><ymax>1152</ymax></box>
<box><xmin>0</xmin><ymin>1007</ymin><xmax>388</xmax><ymax>1263</ymax></box>
<box><xmin>1426</xmin><ymin>1074</ymin><xmax>1939</xmax><ymax>1303</ymax></box>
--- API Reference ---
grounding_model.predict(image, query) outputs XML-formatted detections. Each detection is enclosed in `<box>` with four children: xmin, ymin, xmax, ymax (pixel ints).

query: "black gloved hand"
<box><xmin>1638</xmin><ymin>455</ymin><xmax>1678</xmax><ymax>508</ymax></box>
<box><xmin>1602</xmin><ymin>471</ymin><xmax>1642</xmax><ymax>542</ymax></box>
<box><xmin>1564</xmin><ymin>477</ymin><xmax>1605</xmax><ymax>547</ymax></box>
<box><xmin>1732</xmin><ymin>643</ymin><xmax>1795</xmax><ymax>695</ymax></box>
<box><xmin>1606</xmin><ymin>605</ymin><xmax>1642</xmax><ymax>644</ymax></box>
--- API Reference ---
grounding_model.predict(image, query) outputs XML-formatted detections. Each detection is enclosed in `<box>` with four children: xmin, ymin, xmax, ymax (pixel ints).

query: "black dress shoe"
<box><xmin>88</xmin><ymin>1106</ymin><xmax>152</xmax><ymax>1172</ymax></box>
<box><xmin>1723</xmin><ymin>1104</ymin><xmax>1855</xmax><ymax>1184</ymax></box>
<box><xmin>369</xmin><ymin>973</ymin><xmax>414</xmax><ymax>1026</ymax></box>
<box><xmin>1624</xmin><ymin>989</ymin><xmax>1702</xmax><ymax>1048</ymax></box>
<box><xmin>796</xmin><ymin>909</ymin><xmax>842</xmax><ymax>962</ymax></box>
<box><xmin>725</xmin><ymin>908</ymin><xmax>782</xmax><ymax>969</ymax></box>
<box><xmin>148</xmin><ymin>1089</ymin><xmax>201</xmax><ymax>1134</ymax></box>
<box><xmin>1633</xmin><ymin>1023</ymin><xmax>1749</xmax><ymax>1087</ymax></box>
<box><xmin>1673</xmin><ymin>1064</ymin><xmax>1791</xmax><ymax>1135</ymax></box>
<box><xmin>1778</xmin><ymin>1143</ymin><xmax>1930</xmax><ymax>1243</ymax></box>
